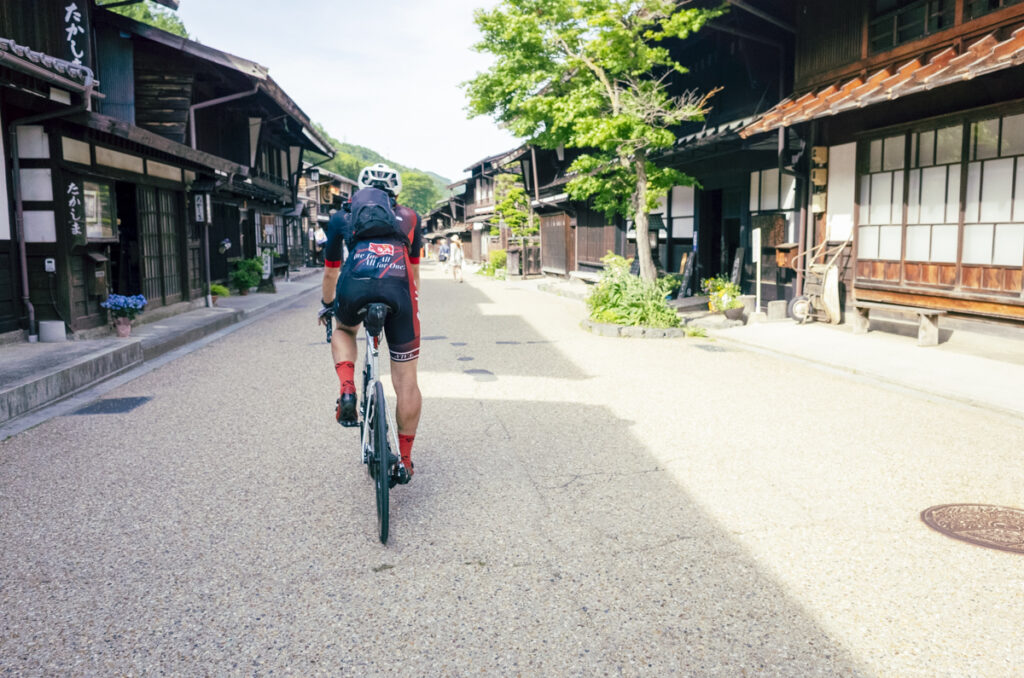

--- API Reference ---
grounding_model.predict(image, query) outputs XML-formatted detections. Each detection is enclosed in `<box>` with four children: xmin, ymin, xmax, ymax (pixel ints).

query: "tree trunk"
<box><xmin>632</xmin><ymin>154</ymin><xmax>656</xmax><ymax>282</ymax></box>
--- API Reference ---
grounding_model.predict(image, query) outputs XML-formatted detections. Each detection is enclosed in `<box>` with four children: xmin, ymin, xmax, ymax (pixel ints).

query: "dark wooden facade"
<box><xmin>741</xmin><ymin>0</ymin><xmax>1024</xmax><ymax>323</ymax></box>
<box><xmin>1</xmin><ymin>1</ymin><xmax>331</xmax><ymax>337</ymax></box>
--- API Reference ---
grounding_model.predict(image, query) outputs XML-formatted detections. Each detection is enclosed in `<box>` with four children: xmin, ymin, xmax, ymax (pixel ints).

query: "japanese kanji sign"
<box><xmin>63</xmin><ymin>2</ymin><xmax>86</xmax><ymax>65</ymax></box>
<box><xmin>67</xmin><ymin>179</ymin><xmax>87</xmax><ymax>247</ymax></box>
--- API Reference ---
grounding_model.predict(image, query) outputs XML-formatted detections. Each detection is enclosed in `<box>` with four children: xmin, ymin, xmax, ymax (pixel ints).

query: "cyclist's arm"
<box><xmin>321</xmin><ymin>266</ymin><xmax>340</xmax><ymax>304</ymax></box>
<box><xmin>409</xmin><ymin>213</ymin><xmax>423</xmax><ymax>292</ymax></box>
<box><xmin>321</xmin><ymin>212</ymin><xmax>346</xmax><ymax>304</ymax></box>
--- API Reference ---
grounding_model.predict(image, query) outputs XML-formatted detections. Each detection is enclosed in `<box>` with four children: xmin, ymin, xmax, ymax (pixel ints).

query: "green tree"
<box><xmin>398</xmin><ymin>172</ymin><xmax>442</xmax><ymax>215</ymax></box>
<box><xmin>108</xmin><ymin>1</ymin><xmax>188</xmax><ymax>38</ymax></box>
<box><xmin>464</xmin><ymin>0</ymin><xmax>722</xmax><ymax>281</ymax></box>
<box><xmin>493</xmin><ymin>173</ymin><xmax>534</xmax><ymax>237</ymax></box>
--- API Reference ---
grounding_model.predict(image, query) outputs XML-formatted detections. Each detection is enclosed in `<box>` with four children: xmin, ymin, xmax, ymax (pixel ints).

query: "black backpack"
<box><xmin>348</xmin><ymin>187</ymin><xmax>401</xmax><ymax>241</ymax></box>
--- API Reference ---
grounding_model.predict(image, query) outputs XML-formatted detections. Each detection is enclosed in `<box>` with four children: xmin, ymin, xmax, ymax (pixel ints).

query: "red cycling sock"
<box><xmin>335</xmin><ymin>361</ymin><xmax>355</xmax><ymax>395</ymax></box>
<box><xmin>399</xmin><ymin>434</ymin><xmax>415</xmax><ymax>471</ymax></box>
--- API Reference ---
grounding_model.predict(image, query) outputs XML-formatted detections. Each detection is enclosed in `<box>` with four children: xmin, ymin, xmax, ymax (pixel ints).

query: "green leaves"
<box><xmin>397</xmin><ymin>172</ymin><xmax>443</xmax><ymax>216</ymax></box>
<box><xmin>586</xmin><ymin>253</ymin><xmax>681</xmax><ymax>328</ymax></box>
<box><xmin>465</xmin><ymin>0</ymin><xmax>721</xmax><ymax>281</ymax></box>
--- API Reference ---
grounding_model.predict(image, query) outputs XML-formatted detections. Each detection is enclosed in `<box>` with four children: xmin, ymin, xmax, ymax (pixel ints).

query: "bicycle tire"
<box><xmin>373</xmin><ymin>380</ymin><xmax>390</xmax><ymax>544</ymax></box>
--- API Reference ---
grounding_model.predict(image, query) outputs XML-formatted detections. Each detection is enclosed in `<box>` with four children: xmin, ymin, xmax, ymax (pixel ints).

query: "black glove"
<box><xmin>317</xmin><ymin>299</ymin><xmax>334</xmax><ymax>326</ymax></box>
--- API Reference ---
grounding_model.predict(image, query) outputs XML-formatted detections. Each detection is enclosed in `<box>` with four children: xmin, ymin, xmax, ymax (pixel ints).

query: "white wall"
<box><xmin>0</xmin><ymin>109</ymin><xmax>9</xmax><ymax>241</ymax></box>
<box><xmin>826</xmin><ymin>142</ymin><xmax>857</xmax><ymax>241</ymax></box>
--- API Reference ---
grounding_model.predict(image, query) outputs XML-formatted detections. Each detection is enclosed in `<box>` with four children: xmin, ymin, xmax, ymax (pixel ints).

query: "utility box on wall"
<box><xmin>86</xmin><ymin>251</ymin><xmax>109</xmax><ymax>298</ymax></box>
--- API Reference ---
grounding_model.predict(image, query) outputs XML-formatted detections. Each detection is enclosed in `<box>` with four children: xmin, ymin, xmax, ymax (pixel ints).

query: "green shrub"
<box><xmin>229</xmin><ymin>257</ymin><xmax>263</xmax><ymax>293</ymax></box>
<box><xmin>209</xmin><ymin>283</ymin><xmax>230</xmax><ymax>297</ymax></box>
<box><xmin>479</xmin><ymin>248</ymin><xmax>508</xmax><ymax>278</ymax></box>
<box><xmin>587</xmin><ymin>253</ymin><xmax>681</xmax><ymax>328</ymax></box>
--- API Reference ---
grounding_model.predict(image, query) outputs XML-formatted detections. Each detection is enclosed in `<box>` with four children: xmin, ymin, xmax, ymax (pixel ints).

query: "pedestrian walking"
<box><xmin>438</xmin><ymin>238</ymin><xmax>450</xmax><ymax>275</ymax></box>
<box><xmin>449</xmin><ymin>234</ymin><xmax>464</xmax><ymax>283</ymax></box>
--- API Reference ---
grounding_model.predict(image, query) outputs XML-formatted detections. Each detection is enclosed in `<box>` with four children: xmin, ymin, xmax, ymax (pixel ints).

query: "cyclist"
<box><xmin>318</xmin><ymin>163</ymin><xmax>423</xmax><ymax>484</ymax></box>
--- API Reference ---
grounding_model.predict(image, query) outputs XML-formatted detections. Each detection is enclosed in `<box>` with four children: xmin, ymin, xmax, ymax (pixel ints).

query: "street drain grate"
<box><xmin>694</xmin><ymin>344</ymin><xmax>731</xmax><ymax>352</ymax></box>
<box><xmin>921</xmin><ymin>504</ymin><xmax>1024</xmax><ymax>554</ymax></box>
<box><xmin>71</xmin><ymin>397</ymin><xmax>152</xmax><ymax>415</ymax></box>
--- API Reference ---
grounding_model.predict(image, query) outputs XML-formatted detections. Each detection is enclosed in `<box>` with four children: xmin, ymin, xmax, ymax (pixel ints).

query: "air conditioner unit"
<box><xmin>811</xmin><ymin>146</ymin><xmax>828</xmax><ymax>165</ymax></box>
<box><xmin>811</xmin><ymin>168</ymin><xmax>828</xmax><ymax>187</ymax></box>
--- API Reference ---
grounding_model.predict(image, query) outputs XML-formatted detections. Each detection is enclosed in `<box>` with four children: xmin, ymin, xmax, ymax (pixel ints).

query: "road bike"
<box><xmin>325</xmin><ymin>302</ymin><xmax>401</xmax><ymax>544</ymax></box>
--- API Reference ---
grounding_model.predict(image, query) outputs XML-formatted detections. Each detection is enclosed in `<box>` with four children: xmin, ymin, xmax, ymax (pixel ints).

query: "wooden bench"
<box><xmin>851</xmin><ymin>301</ymin><xmax>946</xmax><ymax>347</ymax></box>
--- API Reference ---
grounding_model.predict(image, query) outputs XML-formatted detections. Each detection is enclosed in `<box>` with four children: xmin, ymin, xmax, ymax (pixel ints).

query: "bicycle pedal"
<box><xmin>392</xmin><ymin>463</ymin><xmax>413</xmax><ymax>486</ymax></box>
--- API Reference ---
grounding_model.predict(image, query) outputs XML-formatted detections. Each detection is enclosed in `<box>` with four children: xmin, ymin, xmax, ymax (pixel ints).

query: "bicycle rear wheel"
<box><xmin>372</xmin><ymin>380</ymin><xmax>390</xmax><ymax>544</ymax></box>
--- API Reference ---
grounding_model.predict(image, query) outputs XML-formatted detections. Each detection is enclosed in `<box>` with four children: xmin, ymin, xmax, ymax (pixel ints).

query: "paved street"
<box><xmin>2</xmin><ymin>262</ymin><xmax>1023</xmax><ymax>676</ymax></box>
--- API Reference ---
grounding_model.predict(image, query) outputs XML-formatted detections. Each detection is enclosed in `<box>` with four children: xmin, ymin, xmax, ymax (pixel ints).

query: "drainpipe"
<box><xmin>9</xmin><ymin>84</ymin><xmax>95</xmax><ymax>340</ymax></box>
<box><xmin>188</xmin><ymin>85</ymin><xmax>259</xmax><ymax>307</ymax></box>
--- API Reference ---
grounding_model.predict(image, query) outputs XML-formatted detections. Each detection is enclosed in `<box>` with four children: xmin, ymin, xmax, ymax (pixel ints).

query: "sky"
<box><xmin>175</xmin><ymin>0</ymin><xmax>518</xmax><ymax>183</ymax></box>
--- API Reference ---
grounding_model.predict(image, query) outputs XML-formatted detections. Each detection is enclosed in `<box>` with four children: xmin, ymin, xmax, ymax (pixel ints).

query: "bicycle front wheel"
<box><xmin>372</xmin><ymin>380</ymin><xmax>390</xmax><ymax>544</ymax></box>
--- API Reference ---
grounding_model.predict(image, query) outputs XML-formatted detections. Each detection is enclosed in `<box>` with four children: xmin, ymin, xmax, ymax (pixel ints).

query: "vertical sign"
<box><xmin>194</xmin><ymin>194</ymin><xmax>206</xmax><ymax>223</ymax></box>
<box><xmin>67</xmin><ymin>179</ymin><xmax>87</xmax><ymax>247</ymax></box>
<box><xmin>752</xmin><ymin>228</ymin><xmax>762</xmax><ymax>313</ymax></box>
<box><xmin>63</xmin><ymin>2</ymin><xmax>87</xmax><ymax>65</ymax></box>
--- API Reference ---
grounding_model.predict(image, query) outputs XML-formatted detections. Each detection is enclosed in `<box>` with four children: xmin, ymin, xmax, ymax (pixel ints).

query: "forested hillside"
<box><xmin>310</xmin><ymin>124</ymin><xmax>451</xmax><ymax>215</ymax></box>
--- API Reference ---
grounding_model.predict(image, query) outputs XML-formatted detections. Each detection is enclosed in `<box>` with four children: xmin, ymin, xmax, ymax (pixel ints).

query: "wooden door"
<box><xmin>540</xmin><ymin>212</ymin><xmax>569</xmax><ymax>274</ymax></box>
<box><xmin>138</xmin><ymin>185</ymin><xmax>184</xmax><ymax>307</ymax></box>
<box><xmin>138</xmin><ymin>185</ymin><xmax>162</xmax><ymax>304</ymax></box>
<box><xmin>0</xmin><ymin>241</ymin><xmax>20</xmax><ymax>334</ymax></box>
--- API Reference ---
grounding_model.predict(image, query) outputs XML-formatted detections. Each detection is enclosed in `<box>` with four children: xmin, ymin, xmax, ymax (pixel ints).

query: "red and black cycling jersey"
<box><xmin>323</xmin><ymin>204</ymin><xmax>422</xmax><ymax>268</ymax></box>
<box><xmin>325</xmin><ymin>201</ymin><xmax>423</xmax><ymax>362</ymax></box>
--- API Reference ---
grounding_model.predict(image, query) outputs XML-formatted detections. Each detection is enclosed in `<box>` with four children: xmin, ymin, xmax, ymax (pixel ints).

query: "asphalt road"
<box><xmin>2</xmin><ymin>262</ymin><xmax>1022</xmax><ymax>676</ymax></box>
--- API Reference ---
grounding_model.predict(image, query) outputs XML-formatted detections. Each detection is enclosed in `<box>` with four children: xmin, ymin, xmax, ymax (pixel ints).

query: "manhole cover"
<box><xmin>921</xmin><ymin>504</ymin><xmax>1024</xmax><ymax>554</ymax></box>
<box><xmin>71</xmin><ymin>397</ymin><xmax>152</xmax><ymax>415</ymax></box>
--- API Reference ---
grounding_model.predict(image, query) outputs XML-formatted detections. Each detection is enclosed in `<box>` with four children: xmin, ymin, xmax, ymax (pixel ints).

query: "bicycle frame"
<box><xmin>359</xmin><ymin>324</ymin><xmax>400</xmax><ymax>471</ymax></box>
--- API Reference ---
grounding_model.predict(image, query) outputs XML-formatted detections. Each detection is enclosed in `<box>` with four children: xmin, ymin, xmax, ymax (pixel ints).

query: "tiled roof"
<box><xmin>739</xmin><ymin>27</ymin><xmax>1024</xmax><ymax>138</ymax></box>
<box><xmin>0</xmin><ymin>37</ymin><xmax>96</xmax><ymax>87</ymax></box>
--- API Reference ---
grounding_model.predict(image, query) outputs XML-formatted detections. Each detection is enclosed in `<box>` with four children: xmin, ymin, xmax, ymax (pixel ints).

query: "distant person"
<box><xmin>317</xmin><ymin>163</ymin><xmax>423</xmax><ymax>483</ymax></box>
<box><xmin>438</xmin><ymin>238</ymin><xmax>450</xmax><ymax>275</ymax></box>
<box><xmin>450</xmin><ymin>234</ymin><xmax>464</xmax><ymax>283</ymax></box>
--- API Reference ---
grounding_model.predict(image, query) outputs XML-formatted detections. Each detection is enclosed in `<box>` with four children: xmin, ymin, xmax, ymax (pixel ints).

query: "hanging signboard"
<box><xmin>61</xmin><ymin>1</ymin><xmax>91</xmax><ymax>66</ymax></box>
<box><xmin>194</xmin><ymin>194</ymin><xmax>206</xmax><ymax>223</ymax></box>
<box><xmin>66</xmin><ymin>179</ymin><xmax>87</xmax><ymax>247</ymax></box>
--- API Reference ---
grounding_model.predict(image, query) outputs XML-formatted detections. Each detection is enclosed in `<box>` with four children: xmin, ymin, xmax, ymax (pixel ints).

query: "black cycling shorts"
<box><xmin>333</xmin><ymin>239</ymin><xmax>420</xmax><ymax>362</ymax></box>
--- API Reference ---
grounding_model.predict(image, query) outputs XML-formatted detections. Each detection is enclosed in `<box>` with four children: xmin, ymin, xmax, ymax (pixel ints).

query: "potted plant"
<box><xmin>100</xmin><ymin>293</ymin><xmax>147</xmax><ymax>337</ymax></box>
<box><xmin>209</xmin><ymin>283</ymin><xmax>230</xmax><ymax>305</ymax></box>
<box><xmin>701</xmin><ymin>275</ymin><xmax>745</xmax><ymax>319</ymax></box>
<box><xmin>229</xmin><ymin>257</ymin><xmax>263</xmax><ymax>295</ymax></box>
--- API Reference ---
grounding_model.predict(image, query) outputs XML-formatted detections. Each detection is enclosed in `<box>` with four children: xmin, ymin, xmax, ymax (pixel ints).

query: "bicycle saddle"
<box><xmin>362</xmin><ymin>303</ymin><xmax>390</xmax><ymax>338</ymax></box>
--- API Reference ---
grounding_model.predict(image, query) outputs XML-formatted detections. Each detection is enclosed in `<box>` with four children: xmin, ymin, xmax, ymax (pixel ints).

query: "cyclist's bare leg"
<box><xmin>390</xmin><ymin>358</ymin><xmax>421</xmax><ymax>434</ymax></box>
<box><xmin>331</xmin><ymin>320</ymin><xmax>359</xmax><ymax>364</ymax></box>
<box><xmin>390</xmin><ymin>357</ymin><xmax>421</xmax><ymax>478</ymax></box>
<box><xmin>332</xmin><ymin>321</ymin><xmax>361</xmax><ymax>425</ymax></box>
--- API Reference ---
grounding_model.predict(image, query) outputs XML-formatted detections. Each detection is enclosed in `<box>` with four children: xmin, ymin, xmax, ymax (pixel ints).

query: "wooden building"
<box><xmin>741</xmin><ymin>0</ymin><xmax>1024</xmax><ymax>324</ymax></box>
<box><xmin>655</xmin><ymin>0</ymin><xmax>797</xmax><ymax>299</ymax></box>
<box><xmin>452</xmin><ymin>149</ymin><xmax>527</xmax><ymax>262</ymax></box>
<box><xmin>0</xmin><ymin>1</ymin><xmax>331</xmax><ymax>338</ymax></box>
<box><xmin>297</xmin><ymin>164</ymin><xmax>356</xmax><ymax>266</ymax></box>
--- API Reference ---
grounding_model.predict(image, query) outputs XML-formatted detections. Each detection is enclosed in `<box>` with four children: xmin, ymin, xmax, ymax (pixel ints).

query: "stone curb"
<box><xmin>580</xmin><ymin>318</ymin><xmax>687</xmax><ymax>339</ymax></box>
<box><xmin>538</xmin><ymin>282</ymin><xmax>590</xmax><ymax>301</ymax></box>
<box><xmin>0</xmin><ymin>276</ymin><xmax>321</xmax><ymax>428</ymax></box>
<box><xmin>0</xmin><ymin>341</ymin><xmax>144</xmax><ymax>425</ymax></box>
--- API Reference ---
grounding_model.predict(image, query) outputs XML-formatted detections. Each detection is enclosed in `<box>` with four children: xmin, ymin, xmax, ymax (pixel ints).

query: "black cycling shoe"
<box><xmin>335</xmin><ymin>393</ymin><xmax>358</xmax><ymax>427</ymax></box>
<box><xmin>391</xmin><ymin>461</ymin><xmax>413</xmax><ymax>487</ymax></box>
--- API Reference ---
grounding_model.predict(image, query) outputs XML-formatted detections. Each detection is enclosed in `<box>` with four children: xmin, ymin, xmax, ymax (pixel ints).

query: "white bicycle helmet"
<box><xmin>357</xmin><ymin>163</ymin><xmax>402</xmax><ymax>196</ymax></box>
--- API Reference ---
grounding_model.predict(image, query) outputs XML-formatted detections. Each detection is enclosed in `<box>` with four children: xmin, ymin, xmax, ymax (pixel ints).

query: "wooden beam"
<box><xmin>69</xmin><ymin>111</ymin><xmax>248</xmax><ymax>176</ymax></box>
